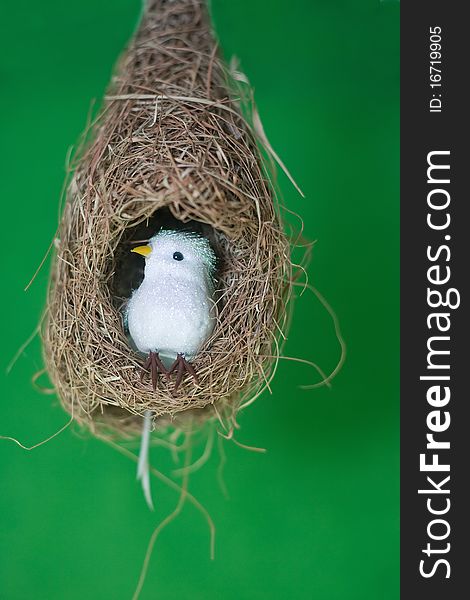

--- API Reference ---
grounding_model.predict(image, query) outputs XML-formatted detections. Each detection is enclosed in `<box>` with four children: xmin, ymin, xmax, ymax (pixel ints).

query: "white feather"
<box><xmin>137</xmin><ymin>410</ymin><xmax>154</xmax><ymax>510</ymax></box>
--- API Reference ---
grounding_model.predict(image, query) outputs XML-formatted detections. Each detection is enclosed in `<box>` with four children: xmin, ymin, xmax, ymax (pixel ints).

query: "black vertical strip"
<box><xmin>401</xmin><ymin>3</ymin><xmax>468</xmax><ymax>599</ymax></box>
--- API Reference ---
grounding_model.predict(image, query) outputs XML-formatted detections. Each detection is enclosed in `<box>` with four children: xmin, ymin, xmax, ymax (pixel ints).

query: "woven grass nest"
<box><xmin>42</xmin><ymin>0</ymin><xmax>299</xmax><ymax>437</ymax></box>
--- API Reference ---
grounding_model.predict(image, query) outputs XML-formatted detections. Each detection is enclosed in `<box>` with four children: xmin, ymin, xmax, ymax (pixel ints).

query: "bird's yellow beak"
<box><xmin>131</xmin><ymin>245</ymin><xmax>152</xmax><ymax>257</ymax></box>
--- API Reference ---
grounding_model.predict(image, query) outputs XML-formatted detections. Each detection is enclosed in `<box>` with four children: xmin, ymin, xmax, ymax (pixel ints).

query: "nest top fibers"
<box><xmin>42</xmin><ymin>0</ymin><xmax>294</xmax><ymax>436</ymax></box>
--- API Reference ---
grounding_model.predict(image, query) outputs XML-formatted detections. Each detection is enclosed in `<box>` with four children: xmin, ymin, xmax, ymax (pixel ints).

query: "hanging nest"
<box><xmin>42</xmin><ymin>0</ymin><xmax>296</xmax><ymax>437</ymax></box>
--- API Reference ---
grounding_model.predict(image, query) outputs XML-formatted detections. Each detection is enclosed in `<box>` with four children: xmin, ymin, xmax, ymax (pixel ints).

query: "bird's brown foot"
<box><xmin>168</xmin><ymin>353</ymin><xmax>199</xmax><ymax>394</ymax></box>
<box><xmin>141</xmin><ymin>351</ymin><xmax>168</xmax><ymax>391</ymax></box>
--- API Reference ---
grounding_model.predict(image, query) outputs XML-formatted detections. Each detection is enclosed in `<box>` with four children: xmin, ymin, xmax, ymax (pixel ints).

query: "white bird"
<box><xmin>126</xmin><ymin>228</ymin><xmax>217</xmax><ymax>386</ymax></box>
<box><xmin>124</xmin><ymin>228</ymin><xmax>217</xmax><ymax>508</ymax></box>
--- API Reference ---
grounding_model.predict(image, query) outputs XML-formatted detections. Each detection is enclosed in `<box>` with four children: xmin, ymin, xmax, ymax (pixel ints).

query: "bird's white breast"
<box><xmin>126</xmin><ymin>274</ymin><xmax>214</xmax><ymax>362</ymax></box>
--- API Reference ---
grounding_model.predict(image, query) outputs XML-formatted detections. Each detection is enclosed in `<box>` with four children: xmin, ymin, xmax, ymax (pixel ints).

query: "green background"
<box><xmin>0</xmin><ymin>1</ymin><xmax>399</xmax><ymax>598</ymax></box>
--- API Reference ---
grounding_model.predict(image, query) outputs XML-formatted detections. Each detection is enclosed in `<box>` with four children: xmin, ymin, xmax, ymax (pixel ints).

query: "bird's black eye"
<box><xmin>173</xmin><ymin>251</ymin><xmax>184</xmax><ymax>261</ymax></box>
